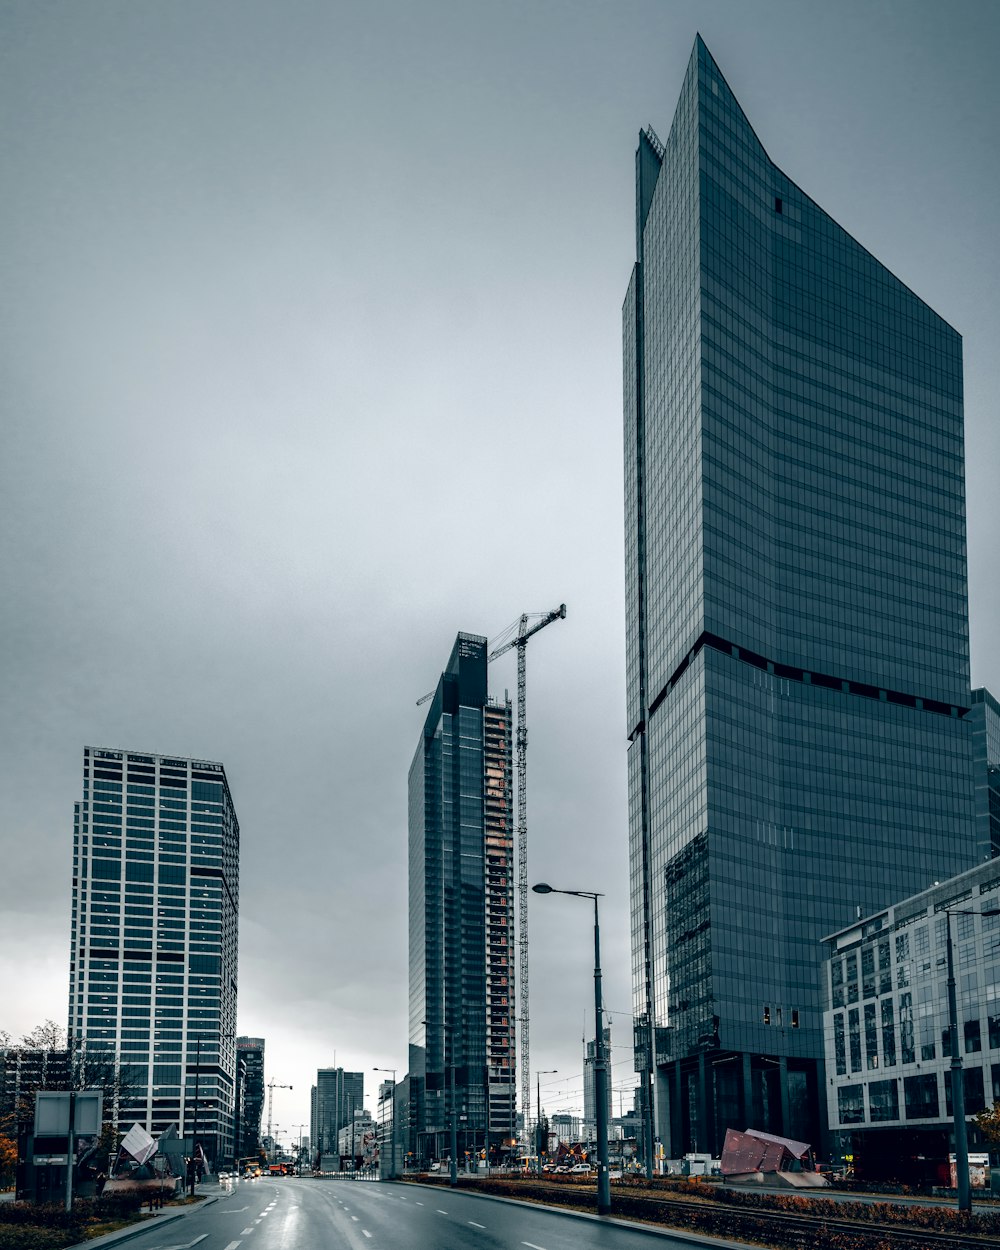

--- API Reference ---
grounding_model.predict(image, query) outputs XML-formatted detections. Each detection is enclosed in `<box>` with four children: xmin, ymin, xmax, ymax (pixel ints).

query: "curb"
<box><xmin>62</xmin><ymin>1192</ymin><xmax>219</xmax><ymax>1250</ymax></box>
<box><xmin>394</xmin><ymin>1180</ymin><xmax>765</xmax><ymax>1250</ymax></box>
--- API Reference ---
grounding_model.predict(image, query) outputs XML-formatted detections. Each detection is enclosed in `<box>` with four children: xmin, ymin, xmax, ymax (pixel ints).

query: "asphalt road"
<box><xmin>122</xmin><ymin>1175</ymin><xmax>729</xmax><ymax>1250</ymax></box>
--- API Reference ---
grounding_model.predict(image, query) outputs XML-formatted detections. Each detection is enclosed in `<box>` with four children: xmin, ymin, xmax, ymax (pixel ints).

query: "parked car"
<box><xmin>570</xmin><ymin>1163</ymin><xmax>593</xmax><ymax>1173</ymax></box>
<box><xmin>429</xmin><ymin>1162</ymin><xmax>441</xmax><ymax>1172</ymax></box>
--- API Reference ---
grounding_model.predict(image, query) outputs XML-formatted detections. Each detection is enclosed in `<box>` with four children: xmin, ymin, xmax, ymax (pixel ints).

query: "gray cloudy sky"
<box><xmin>2</xmin><ymin>0</ymin><xmax>998</xmax><ymax>1133</ymax></box>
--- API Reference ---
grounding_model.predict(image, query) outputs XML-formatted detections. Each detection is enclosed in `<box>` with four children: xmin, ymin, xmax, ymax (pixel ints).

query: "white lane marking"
<box><xmin>436</xmin><ymin>1208</ymin><xmax>449</xmax><ymax>1214</ymax></box>
<box><xmin>241</xmin><ymin>1228</ymin><xmax>254</xmax><ymax>1235</ymax></box>
<box><xmin>222</xmin><ymin>1243</ymin><xmax>243</xmax><ymax>1250</ymax></box>
<box><xmin>351</xmin><ymin>1215</ymin><xmax>359</xmax><ymax>1222</ymax></box>
<box><xmin>415</xmin><ymin>1201</ymin><xmax>423</xmax><ymax>1206</ymax></box>
<box><xmin>522</xmin><ymin>1244</ymin><xmax>548</xmax><ymax>1250</ymax></box>
<box><xmin>468</xmin><ymin>1221</ymin><xmax>486</xmax><ymax>1228</ymax></box>
<box><xmin>363</xmin><ymin>1233</ymin><xmax>372</xmax><ymax>1240</ymax></box>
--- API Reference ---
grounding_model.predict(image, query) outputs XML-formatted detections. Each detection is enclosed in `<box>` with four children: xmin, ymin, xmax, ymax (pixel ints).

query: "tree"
<box><xmin>974</xmin><ymin>1100</ymin><xmax>1000</xmax><ymax>1148</ymax></box>
<box><xmin>1</xmin><ymin>1021</ymin><xmax>143</xmax><ymax>1128</ymax></box>
<box><xmin>0</xmin><ymin>1124</ymin><xmax>16</xmax><ymax>1188</ymax></box>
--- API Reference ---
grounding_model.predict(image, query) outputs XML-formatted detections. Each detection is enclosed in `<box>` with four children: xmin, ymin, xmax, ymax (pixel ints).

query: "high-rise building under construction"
<box><xmin>624</xmin><ymin>36</ymin><xmax>977</xmax><ymax>1154</ymax></box>
<box><xmin>407</xmin><ymin>633</ymin><xmax>516</xmax><ymax>1164</ymax></box>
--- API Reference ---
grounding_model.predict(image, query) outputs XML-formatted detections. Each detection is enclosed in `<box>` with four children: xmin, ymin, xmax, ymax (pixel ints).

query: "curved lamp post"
<box><xmin>532</xmin><ymin>883</ymin><xmax>611</xmax><ymax>1216</ymax></box>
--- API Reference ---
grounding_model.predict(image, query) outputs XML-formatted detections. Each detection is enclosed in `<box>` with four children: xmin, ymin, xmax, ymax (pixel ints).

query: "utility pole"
<box><xmin>488</xmin><ymin>604</ymin><xmax>566</xmax><ymax>1141</ymax></box>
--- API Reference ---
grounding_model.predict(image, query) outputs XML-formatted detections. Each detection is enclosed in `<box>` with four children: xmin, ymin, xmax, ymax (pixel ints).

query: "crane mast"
<box><xmin>488</xmin><ymin>603</ymin><xmax>566</xmax><ymax>1145</ymax></box>
<box><xmin>266</xmin><ymin>1080</ymin><xmax>292</xmax><ymax>1161</ymax></box>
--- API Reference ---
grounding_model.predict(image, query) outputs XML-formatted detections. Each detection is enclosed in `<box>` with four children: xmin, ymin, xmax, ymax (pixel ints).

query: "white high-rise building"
<box><xmin>68</xmin><ymin>746</ymin><xmax>239</xmax><ymax>1164</ymax></box>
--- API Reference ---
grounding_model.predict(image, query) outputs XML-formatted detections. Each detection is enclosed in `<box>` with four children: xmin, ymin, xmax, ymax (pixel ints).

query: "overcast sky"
<box><xmin>2</xmin><ymin>0</ymin><xmax>998</xmax><ymax>1135</ymax></box>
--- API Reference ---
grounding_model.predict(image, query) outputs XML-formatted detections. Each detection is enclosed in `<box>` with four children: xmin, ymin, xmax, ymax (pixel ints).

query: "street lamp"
<box><xmin>373</xmin><ymin>1068</ymin><xmax>397</xmax><ymax>1180</ymax></box>
<box><xmin>292</xmin><ymin>1124</ymin><xmax>307</xmax><ymax>1175</ymax></box>
<box><xmin>535</xmin><ymin>1070</ymin><xmax>557</xmax><ymax>1175</ymax></box>
<box><xmin>945</xmin><ymin>905</ymin><xmax>1000</xmax><ymax>1212</ymax></box>
<box><xmin>422</xmin><ymin>1020</ymin><xmax>458</xmax><ymax>1187</ymax></box>
<box><xmin>533</xmin><ymin>883</ymin><xmax>611</xmax><ymax>1216</ymax></box>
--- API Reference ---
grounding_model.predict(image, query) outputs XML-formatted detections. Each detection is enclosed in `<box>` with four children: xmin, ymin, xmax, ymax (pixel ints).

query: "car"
<box><xmin>429</xmin><ymin>1162</ymin><xmax>441</xmax><ymax>1172</ymax></box>
<box><xmin>570</xmin><ymin>1163</ymin><xmax>593</xmax><ymax>1173</ymax></box>
<box><xmin>554</xmin><ymin>1165</ymin><xmax>571</xmax><ymax>1174</ymax></box>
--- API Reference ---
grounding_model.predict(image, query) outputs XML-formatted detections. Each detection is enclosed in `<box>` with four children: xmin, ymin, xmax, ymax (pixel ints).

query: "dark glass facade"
<box><xmin>236</xmin><ymin>1035</ymin><xmax>265</xmax><ymax>1158</ymax></box>
<box><xmin>68</xmin><ymin>747</ymin><xmax>239</xmax><ymax>1163</ymax></box>
<box><xmin>625</xmin><ymin>37</ymin><xmax>977</xmax><ymax>1154</ymax></box>
<box><xmin>311</xmin><ymin>1067</ymin><xmax>364</xmax><ymax>1159</ymax></box>
<box><xmin>970</xmin><ymin>687</ymin><xmax>1000</xmax><ymax>858</ymax></box>
<box><xmin>407</xmin><ymin>633</ymin><xmax>515</xmax><ymax>1164</ymax></box>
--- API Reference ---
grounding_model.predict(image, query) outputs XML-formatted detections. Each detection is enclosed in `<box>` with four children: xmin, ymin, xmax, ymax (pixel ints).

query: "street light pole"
<box><xmin>535</xmin><ymin>1069</ymin><xmax>557</xmax><ymax>1175</ymax></box>
<box><xmin>373</xmin><ymin>1068</ymin><xmax>397</xmax><ymax>1181</ymax></box>
<box><xmin>533</xmin><ymin>883</ymin><xmax>612</xmax><ymax>1216</ymax></box>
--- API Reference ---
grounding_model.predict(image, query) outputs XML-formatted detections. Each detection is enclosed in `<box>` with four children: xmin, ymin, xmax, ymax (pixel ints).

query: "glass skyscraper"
<box><xmin>970</xmin><ymin>687</ymin><xmax>1000</xmax><ymax>857</ymax></box>
<box><xmin>624</xmin><ymin>37</ymin><xmax>977</xmax><ymax>1154</ymax></box>
<box><xmin>407</xmin><ymin>633</ymin><xmax>516</xmax><ymax>1165</ymax></box>
<box><xmin>311</xmin><ymin>1067</ymin><xmax>364</xmax><ymax>1159</ymax></box>
<box><xmin>68</xmin><ymin>747</ymin><xmax>239</xmax><ymax>1164</ymax></box>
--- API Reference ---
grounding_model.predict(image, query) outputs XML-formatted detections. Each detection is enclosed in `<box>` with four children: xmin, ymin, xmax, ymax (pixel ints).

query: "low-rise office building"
<box><xmin>822</xmin><ymin>860</ymin><xmax>1000</xmax><ymax>1183</ymax></box>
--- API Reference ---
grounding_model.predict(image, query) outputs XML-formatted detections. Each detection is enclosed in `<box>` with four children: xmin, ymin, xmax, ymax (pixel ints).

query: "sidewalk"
<box><xmin>62</xmin><ymin>1184</ymin><xmax>218</xmax><ymax>1250</ymax></box>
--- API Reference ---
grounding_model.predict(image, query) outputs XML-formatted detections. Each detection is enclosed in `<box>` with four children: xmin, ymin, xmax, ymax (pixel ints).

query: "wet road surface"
<box><xmin>126</xmin><ymin>1175</ymin><xmax>732</xmax><ymax>1250</ymax></box>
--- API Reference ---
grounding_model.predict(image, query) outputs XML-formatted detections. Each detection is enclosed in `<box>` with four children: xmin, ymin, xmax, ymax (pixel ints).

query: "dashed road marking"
<box><xmin>222</xmin><ymin>1242</ymin><xmax>242</xmax><ymax>1250</ymax></box>
<box><xmin>351</xmin><ymin>1216</ymin><xmax>359</xmax><ymax>1222</ymax></box>
<box><xmin>468</xmin><ymin>1221</ymin><xmax>486</xmax><ymax>1228</ymax></box>
<box><xmin>436</xmin><ymin>1209</ymin><xmax>448</xmax><ymax>1214</ymax></box>
<box><xmin>241</xmin><ymin>1228</ymin><xmax>253</xmax><ymax>1235</ymax></box>
<box><xmin>362</xmin><ymin>1233</ymin><xmax>372</xmax><ymax>1240</ymax></box>
<box><xmin>522</xmin><ymin>1243</ymin><xmax>547</xmax><ymax>1250</ymax></box>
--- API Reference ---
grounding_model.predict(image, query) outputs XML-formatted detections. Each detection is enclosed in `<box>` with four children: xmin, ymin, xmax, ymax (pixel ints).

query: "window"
<box><xmin>848</xmin><ymin>1009</ymin><xmax>861</xmax><ymax>1072</ymax></box>
<box><xmin>865</xmin><ymin>1003</ymin><xmax>879</xmax><ymax>1069</ymax></box>
<box><xmin>837</xmin><ymin>1085</ymin><xmax>864</xmax><ymax>1124</ymax></box>
<box><xmin>869</xmin><ymin>1079</ymin><xmax>899</xmax><ymax>1122</ymax></box>
<box><xmin>834</xmin><ymin>1014</ymin><xmax>846</xmax><ymax>1075</ymax></box>
<box><xmin>881</xmin><ymin>999</ymin><xmax>896</xmax><ymax>1067</ymax></box>
<box><xmin>904</xmin><ymin>1073</ymin><xmax>939</xmax><ymax>1120</ymax></box>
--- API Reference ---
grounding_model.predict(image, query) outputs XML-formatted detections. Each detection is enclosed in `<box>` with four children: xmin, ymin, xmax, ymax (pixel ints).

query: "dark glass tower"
<box><xmin>408</xmin><ymin>633</ymin><xmax>515</xmax><ymax>1165</ymax></box>
<box><xmin>311</xmin><ymin>1067</ymin><xmax>364</xmax><ymax>1159</ymax></box>
<box><xmin>624</xmin><ymin>37</ymin><xmax>977</xmax><ymax>1154</ymax></box>
<box><xmin>235</xmin><ymin>1036</ymin><xmax>265</xmax><ymax>1159</ymax></box>
<box><xmin>970</xmin><ymin>687</ymin><xmax>1000</xmax><ymax>857</ymax></box>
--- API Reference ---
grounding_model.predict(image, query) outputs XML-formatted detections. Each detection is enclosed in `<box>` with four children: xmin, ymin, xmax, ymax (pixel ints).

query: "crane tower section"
<box><xmin>488</xmin><ymin>603</ymin><xmax>566</xmax><ymax>1140</ymax></box>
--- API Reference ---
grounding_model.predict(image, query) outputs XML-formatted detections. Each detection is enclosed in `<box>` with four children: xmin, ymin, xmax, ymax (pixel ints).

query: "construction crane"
<box><xmin>266</xmin><ymin>1080</ymin><xmax>292</xmax><ymax>1160</ymax></box>
<box><xmin>488</xmin><ymin>604</ymin><xmax>566</xmax><ymax>1144</ymax></box>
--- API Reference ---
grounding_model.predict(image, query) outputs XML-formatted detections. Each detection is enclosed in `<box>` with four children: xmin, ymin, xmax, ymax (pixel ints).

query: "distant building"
<box><xmin>407</xmin><ymin>634</ymin><xmax>516</xmax><ymax>1164</ymax></box>
<box><xmin>625</xmin><ymin>35</ymin><xmax>977</xmax><ymax>1157</ymax></box>
<box><xmin>236</xmin><ymin>1037</ymin><xmax>265</xmax><ymax>1158</ymax></box>
<box><xmin>0</xmin><ymin>1045</ymin><xmax>71</xmax><ymax>1121</ymax></box>
<box><xmin>582</xmin><ymin>1025</ymin><xmax>612</xmax><ymax>1141</ymax></box>
<box><xmin>971</xmin><ymin>688</ymin><xmax>1000</xmax><ymax>858</ymax></box>
<box><xmin>311</xmin><ymin>1068</ymin><xmax>363</xmax><ymax>1157</ymax></box>
<box><xmin>67</xmin><ymin>747</ymin><xmax>240</xmax><ymax>1163</ymax></box>
<box><xmin>549</xmin><ymin>1112</ymin><xmax>581</xmax><ymax>1145</ymax></box>
<box><xmin>822</xmin><ymin>859</ymin><xmax>1000</xmax><ymax>1184</ymax></box>
<box><xmin>338</xmin><ymin>1110</ymin><xmax>375</xmax><ymax>1161</ymax></box>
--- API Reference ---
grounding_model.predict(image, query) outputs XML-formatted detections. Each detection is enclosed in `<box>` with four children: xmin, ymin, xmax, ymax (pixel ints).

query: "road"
<box><xmin>125</xmin><ymin>1175</ymin><xmax>733</xmax><ymax>1250</ymax></box>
